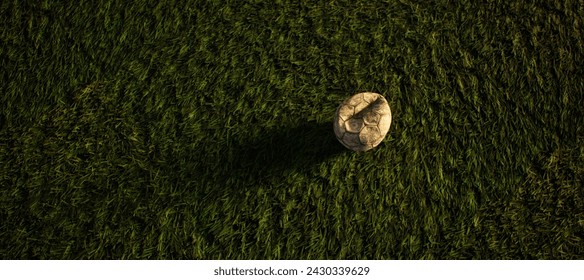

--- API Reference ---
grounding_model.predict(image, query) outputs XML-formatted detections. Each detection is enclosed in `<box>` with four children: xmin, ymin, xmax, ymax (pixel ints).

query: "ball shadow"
<box><xmin>189</xmin><ymin>120</ymin><xmax>347</xmax><ymax>198</ymax></box>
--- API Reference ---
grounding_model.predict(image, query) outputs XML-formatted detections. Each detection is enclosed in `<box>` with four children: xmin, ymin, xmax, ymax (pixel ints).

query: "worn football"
<box><xmin>333</xmin><ymin>92</ymin><xmax>392</xmax><ymax>152</ymax></box>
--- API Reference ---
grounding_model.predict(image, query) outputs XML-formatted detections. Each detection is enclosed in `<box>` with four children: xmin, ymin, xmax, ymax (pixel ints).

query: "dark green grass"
<box><xmin>1</xmin><ymin>0</ymin><xmax>583</xmax><ymax>259</ymax></box>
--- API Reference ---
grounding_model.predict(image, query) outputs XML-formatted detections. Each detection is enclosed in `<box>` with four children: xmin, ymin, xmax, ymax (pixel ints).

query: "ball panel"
<box><xmin>362</xmin><ymin>92</ymin><xmax>378</xmax><ymax>104</ymax></box>
<box><xmin>346</xmin><ymin>93</ymin><xmax>363</xmax><ymax>106</ymax></box>
<box><xmin>370</xmin><ymin>98</ymin><xmax>390</xmax><ymax>115</ymax></box>
<box><xmin>345</xmin><ymin>118</ymin><xmax>364</xmax><ymax>133</ymax></box>
<box><xmin>353</xmin><ymin>99</ymin><xmax>370</xmax><ymax>114</ymax></box>
<box><xmin>362</xmin><ymin>111</ymin><xmax>380</xmax><ymax>125</ymax></box>
<box><xmin>359</xmin><ymin>125</ymin><xmax>381</xmax><ymax>144</ymax></box>
<box><xmin>341</xmin><ymin>132</ymin><xmax>362</xmax><ymax>148</ymax></box>
<box><xmin>378</xmin><ymin>113</ymin><xmax>392</xmax><ymax>135</ymax></box>
<box><xmin>337</xmin><ymin>104</ymin><xmax>354</xmax><ymax>121</ymax></box>
<box><xmin>333</xmin><ymin>115</ymin><xmax>346</xmax><ymax>138</ymax></box>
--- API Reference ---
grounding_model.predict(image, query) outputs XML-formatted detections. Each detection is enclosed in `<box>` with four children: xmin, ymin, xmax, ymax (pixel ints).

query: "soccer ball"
<box><xmin>333</xmin><ymin>92</ymin><xmax>392</xmax><ymax>152</ymax></box>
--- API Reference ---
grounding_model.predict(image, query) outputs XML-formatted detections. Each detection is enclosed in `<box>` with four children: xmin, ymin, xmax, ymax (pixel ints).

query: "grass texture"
<box><xmin>1</xmin><ymin>0</ymin><xmax>583</xmax><ymax>259</ymax></box>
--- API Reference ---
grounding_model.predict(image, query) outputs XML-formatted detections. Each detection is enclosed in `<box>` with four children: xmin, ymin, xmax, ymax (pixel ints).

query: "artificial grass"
<box><xmin>1</xmin><ymin>0</ymin><xmax>583</xmax><ymax>259</ymax></box>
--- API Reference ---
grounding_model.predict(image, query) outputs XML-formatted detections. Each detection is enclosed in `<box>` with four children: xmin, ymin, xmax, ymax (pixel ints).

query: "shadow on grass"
<box><xmin>186</xmin><ymin>120</ymin><xmax>346</xmax><ymax>197</ymax></box>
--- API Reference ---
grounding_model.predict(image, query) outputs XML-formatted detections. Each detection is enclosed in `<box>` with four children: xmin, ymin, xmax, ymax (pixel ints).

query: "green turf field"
<box><xmin>1</xmin><ymin>0</ymin><xmax>583</xmax><ymax>259</ymax></box>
